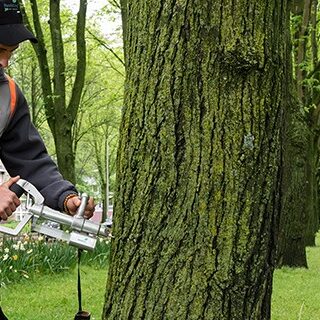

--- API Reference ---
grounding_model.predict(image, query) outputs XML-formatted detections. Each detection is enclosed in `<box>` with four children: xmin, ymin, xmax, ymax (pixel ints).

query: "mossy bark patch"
<box><xmin>104</xmin><ymin>1</ymin><xmax>289</xmax><ymax>319</ymax></box>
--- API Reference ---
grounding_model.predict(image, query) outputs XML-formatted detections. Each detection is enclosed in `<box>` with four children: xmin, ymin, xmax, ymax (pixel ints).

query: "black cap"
<box><xmin>0</xmin><ymin>0</ymin><xmax>37</xmax><ymax>45</ymax></box>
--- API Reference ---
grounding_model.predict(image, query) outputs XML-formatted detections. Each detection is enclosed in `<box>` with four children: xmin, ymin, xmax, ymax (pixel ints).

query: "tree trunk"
<box><xmin>276</xmin><ymin>0</ymin><xmax>309</xmax><ymax>268</ymax></box>
<box><xmin>104</xmin><ymin>1</ymin><xmax>288</xmax><ymax>319</ymax></box>
<box><xmin>304</xmin><ymin>128</ymin><xmax>319</xmax><ymax>246</ymax></box>
<box><xmin>23</xmin><ymin>0</ymin><xmax>87</xmax><ymax>184</ymax></box>
<box><xmin>290</xmin><ymin>0</ymin><xmax>319</xmax><ymax>247</ymax></box>
<box><xmin>277</xmin><ymin>107</ymin><xmax>309</xmax><ymax>267</ymax></box>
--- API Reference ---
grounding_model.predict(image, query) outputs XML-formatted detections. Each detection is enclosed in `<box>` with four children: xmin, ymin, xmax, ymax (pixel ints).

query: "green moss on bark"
<box><xmin>104</xmin><ymin>1</ymin><xmax>289</xmax><ymax>319</ymax></box>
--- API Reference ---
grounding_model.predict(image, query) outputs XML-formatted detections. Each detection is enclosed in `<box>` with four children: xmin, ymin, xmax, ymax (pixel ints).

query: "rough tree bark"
<box><xmin>276</xmin><ymin>0</ymin><xmax>309</xmax><ymax>268</ymax></box>
<box><xmin>291</xmin><ymin>0</ymin><xmax>319</xmax><ymax>247</ymax></box>
<box><xmin>104</xmin><ymin>1</ymin><xmax>289</xmax><ymax>319</ymax></box>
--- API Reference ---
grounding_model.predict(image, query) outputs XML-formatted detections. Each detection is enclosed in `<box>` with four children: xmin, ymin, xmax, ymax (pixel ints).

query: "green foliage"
<box><xmin>8</xmin><ymin>0</ymin><xmax>125</xmax><ymax>200</ymax></box>
<box><xmin>0</xmin><ymin>233</ymin><xmax>111</xmax><ymax>286</ymax></box>
<box><xmin>80</xmin><ymin>237</ymin><xmax>111</xmax><ymax>267</ymax></box>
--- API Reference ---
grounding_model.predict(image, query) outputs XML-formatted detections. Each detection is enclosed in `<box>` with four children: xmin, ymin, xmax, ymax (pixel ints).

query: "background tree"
<box><xmin>277</xmin><ymin>0</ymin><xmax>320</xmax><ymax>268</ymax></box>
<box><xmin>21</xmin><ymin>0</ymin><xmax>87</xmax><ymax>184</ymax></box>
<box><xmin>8</xmin><ymin>42</ymin><xmax>46</xmax><ymax>128</ymax></box>
<box><xmin>277</xmin><ymin>1</ymin><xmax>309</xmax><ymax>267</ymax></box>
<box><xmin>291</xmin><ymin>0</ymin><xmax>319</xmax><ymax>248</ymax></box>
<box><xmin>103</xmin><ymin>1</ymin><xmax>289</xmax><ymax>319</ymax></box>
<box><xmin>13</xmin><ymin>0</ymin><xmax>124</xmax><ymax>203</ymax></box>
<box><xmin>74</xmin><ymin>21</ymin><xmax>124</xmax><ymax>205</ymax></box>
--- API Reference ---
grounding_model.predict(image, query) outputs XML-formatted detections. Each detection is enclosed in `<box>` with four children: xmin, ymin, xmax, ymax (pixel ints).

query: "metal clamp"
<box><xmin>0</xmin><ymin>179</ymin><xmax>110</xmax><ymax>250</ymax></box>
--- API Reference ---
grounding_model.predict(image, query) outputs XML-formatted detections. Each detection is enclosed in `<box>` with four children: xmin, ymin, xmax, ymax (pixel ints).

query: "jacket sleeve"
<box><xmin>0</xmin><ymin>84</ymin><xmax>78</xmax><ymax>211</ymax></box>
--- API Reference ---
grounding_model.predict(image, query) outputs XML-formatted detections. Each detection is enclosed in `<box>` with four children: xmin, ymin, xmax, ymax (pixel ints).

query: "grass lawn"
<box><xmin>272</xmin><ymin>239</ymin><xmax>320</xmax><ymax>320</ymax></box>
<box><xmin>0</xmin><ymin>266</ymin><xmax>107</xmax><ymax>320</ymax></box>
<box><xmin>1</xmin><ymin>242</ymin><xmax>320</xmax><ymax>319</ymax></box>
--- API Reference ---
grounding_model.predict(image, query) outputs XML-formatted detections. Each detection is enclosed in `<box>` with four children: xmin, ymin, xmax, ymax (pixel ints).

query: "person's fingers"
<box><xmin>2</xmin><ymin>175</ymin><xmax>20</xmax><ymax>188</ymax></box>
<box><xmin>0</xmin><ymin>205</ymin><xmax>14</xmax><ymax>220</ymax></box>
<box><xmin>84</xmin><ymin>209</ymin><xmax>94</xmax><ymax>219</ymax></box>
<box><xmin>86</xmin><ymin>198</ymin><xmax>95</xmax><ymax>211</ymax></box>
<box><xmin>5</xmin><ymin>208</ymin><xmax>12</xmax><ymax>217</ymax></box>
<box><xmin>0</xmin><ymin>212</ymin><xmax>8</xmax><ymax>220</ymax></box>
<box><xmin>65</xmin><ymin>195</ymin><xmax>95</xmax><ymax>219</ymax></box>
<box><xmin>1</xmin><ymin>177</ymin><xmax>21</xmax><ymax>208</ymax></box>
<box><xmin>0</xmin><ymin>184</ymin><xmax>20</xmax><ymax>220</ymax></box>
<box><xmin>65</xmin><ymin>196</ymin><xmax>80</xmax><ymax>215</ymax></box>
<box><xmin>73</xmin><ymin>197</ymin><xmax>81</xmax><ymax>207</ymax></box>
<box><xmin>83</xmin><ymin>197</ymin><xmax>95</xmax><ymax>219</ymax></box>
<box><xmin>7</xmin><ymin>202</ymin><xmax>16</xmax><ymax>213</ymax></box>
<box><xmin>13</xmin><ymin>196</ymin><xmax>21</xmax><ymax>207</ymax></box>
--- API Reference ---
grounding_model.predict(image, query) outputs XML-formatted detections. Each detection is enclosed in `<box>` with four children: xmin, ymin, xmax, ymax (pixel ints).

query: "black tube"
<box><xmin>9</xmin><ymin>183</ymin><xmax>25</xmax><ymax>198</ymax></box>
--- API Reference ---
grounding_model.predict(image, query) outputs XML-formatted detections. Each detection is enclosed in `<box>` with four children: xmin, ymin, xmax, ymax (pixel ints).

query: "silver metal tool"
<box><xmin>0</xmin><ymin>179</ymin><xmax>110</xmax><ymax>250</ymax></box>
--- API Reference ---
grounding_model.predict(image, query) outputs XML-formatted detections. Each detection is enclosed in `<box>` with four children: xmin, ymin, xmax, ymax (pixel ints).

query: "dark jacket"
<box><xmin>0</xmin><ymin>70</ymin><xmax>77</xmax><ymax>211</ymax></box>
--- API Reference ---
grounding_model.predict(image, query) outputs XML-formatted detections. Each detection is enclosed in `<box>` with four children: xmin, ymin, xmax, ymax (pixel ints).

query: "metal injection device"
<box><xmin>0</xmin><ymin>179</ymin><xmax>110</xmax><ymax>250</ymax></box>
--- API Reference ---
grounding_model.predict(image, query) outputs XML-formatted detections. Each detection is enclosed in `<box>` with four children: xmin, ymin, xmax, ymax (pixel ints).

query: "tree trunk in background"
<box><xmin>291</xmin><ymin>0</ymin><xmax>319</xmax><ymax>246</ymax></box>
<box><xmin>103</xmin><ymin>1</ymin><xmax>289</xmax><ymax>319</ymax></box>
<box><xmin>306</xmin><ymin>0</ymin><xmax>320</xmax><ymax>245</ymax></box>
<box><xmin>305</xmin><ymin>129</ymin><xmax>319</xmax><ymax>245</ymax></box>
<box><xmin>276</xmin><ymin>0</ymin><xmax>309</xmax><ymax>268</ymax></box>
<box><xmin>277</xmin><ymin>102</ymin><xmax>309</xmax><ymax>267</ymax></box>
<box><xmin>23</xmin><ymin>0</ymin><xmax>87</xmax><ymax>184</ymax></box>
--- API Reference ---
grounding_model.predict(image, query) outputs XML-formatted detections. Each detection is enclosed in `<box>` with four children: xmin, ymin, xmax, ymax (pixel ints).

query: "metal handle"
<box><xmin>0</xmin><ymin>179</ymin><xmax>110</xmax><ymax>250</ymax></box>
<box><xmin>75</xmin><ymin>193</ymin><xmax>88</xmax><ymax>218</ymax></box>
<box><xmin>14</xmin><ymin>179</ymin><xmax>44</xmax><ymax>204</ymax></box>
<box><xmin>9</xmin><ymin>183</ymin><xmax>25</xmax><ymax>198</ymax></box>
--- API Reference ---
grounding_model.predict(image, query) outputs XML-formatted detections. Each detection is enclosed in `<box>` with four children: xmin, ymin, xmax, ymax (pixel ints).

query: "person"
<box><xmin>0</xmin><ymin>0</ymin><xmax>95</xmax><ymax>220</ymax></box>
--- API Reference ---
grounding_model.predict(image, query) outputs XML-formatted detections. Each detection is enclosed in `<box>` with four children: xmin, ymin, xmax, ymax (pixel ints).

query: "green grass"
<box><xmin>272</xmin><ymin>240</ymin><xmax>320</xmax><ymax>320</ymax></box>
<box><xmin>0</xmin><ymin>235</ymin><xmax>110</xmax><ymax>285</ymax></box>
<box><xmin>1</xmin><ymin>238</ymin><xmax>320</xmax><ymax>319</ymax></box>
<box><xmin>0</xmin><ymin>266</ymin><xmax>107</xmax><ymax>320</ymax></box>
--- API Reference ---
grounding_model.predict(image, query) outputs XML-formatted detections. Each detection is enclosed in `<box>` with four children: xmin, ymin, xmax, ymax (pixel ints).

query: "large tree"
<box><xmin>21</xmin><ymin>0</ymin><xmax>87</xmax><ymax>184</ymax></box>
<box><xmin>103</xmin><ymin>1</ymin><xmax>289</xmax><ymax>319</ymax></box>
<box><xmin>277</xmin><ymin>0</ymin><xmax>320</xmax><ymax>268</ymax></box>
<box><xmin>276</xmin><ymin>0</ymin><xmax>310</xmax><ymax>268</ymax></box>
<box><xmin>291</xmin><ymin>0</ymin><xmax>319</xmax><ymax>248</ymax></box>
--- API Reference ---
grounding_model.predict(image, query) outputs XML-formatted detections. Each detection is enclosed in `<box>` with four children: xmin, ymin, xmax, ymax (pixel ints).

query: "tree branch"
<box><xmin>86</xmin><ymin>28</ymin><xmax>124</xmax><ymax>66</ymax></box>
<box><xmin>68</xmin><ymin>0</ymin><xmax>87</xmax><ymax>122</ymax></box>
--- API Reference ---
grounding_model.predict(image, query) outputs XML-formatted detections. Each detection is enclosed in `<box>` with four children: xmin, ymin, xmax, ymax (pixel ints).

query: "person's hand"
<box><xmin>65</xmin><ymin>195</ymin><xmax>95</xmax><ymax>219</ymax></box>
<box><xmin>0</xmin><ymin>176</ymin><xmax>21</xmax><ymax>220</ymax></box>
